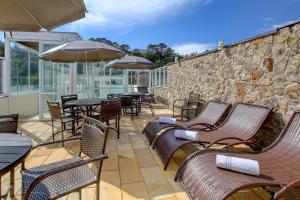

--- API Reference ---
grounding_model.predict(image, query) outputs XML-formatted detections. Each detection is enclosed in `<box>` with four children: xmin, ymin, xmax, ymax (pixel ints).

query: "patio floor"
<box><xmin>3</xmin><ymin>104</ymin><xmax>272</xmax><ymax>200</ymax></box>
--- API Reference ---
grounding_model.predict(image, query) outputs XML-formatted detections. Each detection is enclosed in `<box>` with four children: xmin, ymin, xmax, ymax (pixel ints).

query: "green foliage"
<box><xmin>89</xmin><ymin>38</ymin><xmax>182</xmax><ymax>68</ymax></box>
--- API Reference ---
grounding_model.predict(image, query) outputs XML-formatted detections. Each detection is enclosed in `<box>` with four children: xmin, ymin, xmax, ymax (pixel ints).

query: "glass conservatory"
<box><xmin>0</xmin><ymin>31</ymin><xmax>155</xmax><ymax>119</ymax></box>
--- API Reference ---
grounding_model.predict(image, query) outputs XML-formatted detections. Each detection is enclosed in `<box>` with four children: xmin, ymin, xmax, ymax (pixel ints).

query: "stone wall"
<box><xmin>152</xmin><ymin>22</ymin><xmax>300</xmax><ymax>147</ymax></box>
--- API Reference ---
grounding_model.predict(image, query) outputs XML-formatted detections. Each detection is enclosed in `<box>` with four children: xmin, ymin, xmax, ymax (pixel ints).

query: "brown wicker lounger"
<box><xmin>142</xmin><ymin>101</ymin><xmax>230</xmax><ymax>145</ymax></box>
<box><xmin>153</xmin><ymin>103</ymin><xmax>272</xmax><ymax>170</ymax></box>
<box><xmin>175</xmin><ymin>111</ymin><xmax>300</xmax><ymax>200</ymax></box>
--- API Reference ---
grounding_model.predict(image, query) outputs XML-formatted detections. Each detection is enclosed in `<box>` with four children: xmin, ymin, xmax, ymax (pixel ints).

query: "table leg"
<box><xmin>10</xmin><ymin>169</ymin><xmax>14</xmax><ymax>199</ymax></box>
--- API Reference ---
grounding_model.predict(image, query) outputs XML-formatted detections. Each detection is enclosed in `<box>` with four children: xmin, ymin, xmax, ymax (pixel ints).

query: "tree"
<box><xmin>89</xmin><ymin>37</ymin><xmax>182</xmax><ymax>68</ymax></box>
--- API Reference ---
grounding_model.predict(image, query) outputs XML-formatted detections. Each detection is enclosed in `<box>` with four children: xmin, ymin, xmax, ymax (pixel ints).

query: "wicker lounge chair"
<box><xmin>142</xmin><ymin>101</ymin><xmax>230</xmax><ymax>145</ymax></box>
<box><xmin>153</xmin><ymin>103</ymin><xmax>272</xmax><ymax>170</ymax></box>
<box><xmin>175</xmin><ymin>111</ymin><xmax>300</xmax><ymax>200</ymax></box>
<box><xmin>21</xmin><ymin>116</ymin><xmax>108</xmax><ymax>200</ymax></box>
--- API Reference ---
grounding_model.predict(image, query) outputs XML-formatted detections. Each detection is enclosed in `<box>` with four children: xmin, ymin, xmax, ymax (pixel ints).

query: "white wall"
<box><xmin>0</xmin><ymin>93</ymin><xmax>39</xmax><ymax>116</ymax></box>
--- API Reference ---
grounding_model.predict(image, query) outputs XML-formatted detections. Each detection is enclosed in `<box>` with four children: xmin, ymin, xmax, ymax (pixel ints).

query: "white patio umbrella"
<box><xmin>0</xmin><ymin>0</ymin><xmax>86</xmax><ymax>31</ymax></box>
<box><xmin>107</xmin><ymin>55</ymin><xmax>154</xmax><ymax>69</ymax></box>
<box><xmin>39</xmin><ymin>40</ymin><xmax>124</xmax><ymax>63</ymax></box>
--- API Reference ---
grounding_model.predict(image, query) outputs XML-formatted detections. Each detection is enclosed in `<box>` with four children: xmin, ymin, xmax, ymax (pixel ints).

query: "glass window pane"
<box><xmin>0</xmin><ymin>59</ymin><xmax>3</xmax><ymax>93</ymax></box>
<box><xmin>30</xmin><ymin>52</ymin><xmax>39</xmax><ymax>91</ymax></box>
<box><xmin>11</xmin><ymin>42</ymin><xmax>29</xmax><ymax>94</ymax></box>
<box><xmin>139</xmin><ymin>71</ymin><xmax>149</xmax><ymax>86</ymax></box>
<box><xmin>165</xmin><ymin>67</ymin><xmax>168</xmax><ymax>86</ymax></box>
<box><xmin>156</xmin><ymin>69</ymin><xmax>159</xmax><ymax>86</ymax></box>
<box><xmin>160</xmin><ymin>68</ymin><xmax>164</xmax><ymax>86</ymax></box>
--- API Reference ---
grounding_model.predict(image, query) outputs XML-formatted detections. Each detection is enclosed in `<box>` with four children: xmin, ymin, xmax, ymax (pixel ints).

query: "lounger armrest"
<box><xmin>33</xmin><ymin>135</ymin><xmax>81</xmax><ymax>149</ymax></box>
<box><xmin>24</xmin><ymin>154</ymin><xmax>108</xmax><ymax>200</ymax></box>
<box><xmin>186</xmin><ymin>123</ymin><xmax>215</xmax><ymax>130</ymax></box>
<box><xmin>205</xmin><ymin>137</ymin><xmax>245</xmax><ymax>149</ymax></box>
<box><xmin>273</xmin><ymin>179</ymin><xmax>300</xmax><ymax>200</ymax></box>
<box><xmin>223</xmin><ymin>141</ymin><xmax>263</xmax><ymax>153</ymax></box>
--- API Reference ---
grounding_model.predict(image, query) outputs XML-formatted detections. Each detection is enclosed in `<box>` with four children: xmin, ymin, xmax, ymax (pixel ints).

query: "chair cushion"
<box><xmin>22</xmin><ymin>157</ymin><xmax>97</xmax><ymax>199</ymax></box>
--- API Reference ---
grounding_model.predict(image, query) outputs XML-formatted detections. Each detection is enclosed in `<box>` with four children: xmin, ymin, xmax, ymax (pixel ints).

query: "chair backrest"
<box><xmin>120</xmin><ymin>95</ymin><xmax>133</xmax><ymax>107</ymax></box>
<box><xmin>84</xmin><ymin>116</ymin><xmax>108</xmax><ymax>134</ymax></box>
<box><xmin>0</xmin><ymin>114</ymin><xmax>19</xmax><ymax>133</ymax></box>
<box><xmin>61</xmin><ymin>94</ymin><xmax>78</xmax><ymax>112</ymax></box>
<box><xmin>80</xmin><ymin>117</ymin><xmax>108</xmax><ymax>179</ymax></box>
<box><xmin>220</xmin><ymin>103</ymin><xmax>272</xmax><ymax>140</ymax></box>
<box><xmin>100</xmin><ymin>101</ymin><xmax>121</xmax><ymax>120</ymax></box>
<box><xmin>47</xmin><ymin>101</ymin><xmax>62</xmax><ymax>121</ymax></box>
<box><xmin>188</xmin><ymin>92</ymin><xmax>201</xmax><ymax>102</ymax></box>
<box><xmin>186</xmin><ymin>101</ymin><xmax>230</xmax><ymax>127</ymax></box>
<box><xmin>137</xmin><ymin>86</ymin><xmax>149</xmax><ymax>94</ymax></box>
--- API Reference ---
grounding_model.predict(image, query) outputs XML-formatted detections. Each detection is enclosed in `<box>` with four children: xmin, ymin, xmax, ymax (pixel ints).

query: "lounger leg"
<box><xmin>79</xmin><ymin>189</ymin><xmax>82</xmax><ymax>200</ymax></box>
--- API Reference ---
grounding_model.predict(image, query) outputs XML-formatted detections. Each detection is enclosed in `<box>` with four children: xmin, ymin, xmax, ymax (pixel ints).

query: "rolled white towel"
<box><xmin>216</xmin><ymin>155</ymin><xmax>260</xmax><ymax>176</ymax></box>
<box><xmin>159</xmin><ymin>117</ymin><xmax>176</xmax><ymax>125</ymax></box>
<box><xmin>174</xmin><ymin>130</ymin><xmax>198</xmax><ymax>140</ymax></box>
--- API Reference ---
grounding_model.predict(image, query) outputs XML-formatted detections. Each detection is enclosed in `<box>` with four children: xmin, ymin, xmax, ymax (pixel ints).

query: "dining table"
<box><xmin>65</xmin><ymin>98</ymin><xmax>115</xmax><ymax>116</ymax></box>
<box><xmin>0</xmin><ymin>133</ymin><xmax>32</xmax><ymax>198</ymax></box>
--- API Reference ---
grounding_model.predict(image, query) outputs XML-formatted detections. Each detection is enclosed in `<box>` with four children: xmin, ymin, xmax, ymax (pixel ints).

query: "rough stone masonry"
<box><xmin>151</xmin><ymin>22</ymin><xmax>300</xmax><ymax>147</ymax></box>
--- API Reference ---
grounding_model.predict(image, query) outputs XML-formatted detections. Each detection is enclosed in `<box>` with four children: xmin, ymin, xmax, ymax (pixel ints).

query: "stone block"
<box><xmin>263</xmin><ymin>57</ymin><xmax>274</xmax><ymax>72</ymax></box>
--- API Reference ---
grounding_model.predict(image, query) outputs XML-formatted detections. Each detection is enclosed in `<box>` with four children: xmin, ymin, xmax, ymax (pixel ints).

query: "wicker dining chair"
<box><xmin>61</xmin><ymin>94</ymin><xmax>83</xmax><ymax>124</ymax></box>
<box><xmin>21</xmin><ymin>116</ymin><xmax>109</xmax><ymax>200</ymax></box>
<box><xmin>142</xmin><ymin>101</ymin><xmax>230</xmax><ymax>145</ymax></box>
<box><xmin>47</xmin><ymin>101</ymin><xmax>75</xmax><ymax>144</ymax></box>
<box><xmin>138</xmin><ymin>94</ymin><xmax>155</xmax><ymax>117</ymax></box>
<box><xmin>175</xmin><ymin>111</ymin><xmax>300</xmax><ymax>200</ymax></box>
<box><xmin>153</xmin><ymin>103</ymin><xmax>272</xmax><ymax>170</ymax></box>
<box><xmin>0</xmin><ymin>114</ymin><xmax>19</xmax><ymax>133</ymax></box>
<box><xmin>172</xmin><ymin>91</ymin><xmax>205</xmax><ymax>121</ymax></box>
<box><xmin>120</xmin><ymin>95</ymin><xmax>138</xmax><ymax>121</ymax></box>
<box><xmin>0</xmin><ymin>114</ymin><xmax>20</xmax><ymax>199</ymax></box>
<box><xmin>92</xmin><ymin>101</ymin><xmax>122</xmax><ymax>138</ymax></box>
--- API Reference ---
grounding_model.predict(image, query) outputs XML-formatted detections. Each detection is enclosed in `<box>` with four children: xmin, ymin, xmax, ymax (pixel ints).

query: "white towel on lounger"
<box><xmin>216</xmin><ymin>155</ymin><xmax>260</xmax><ymax>176</ymax></box>
<box><xmin>174</xmin><ymin>130</ymin><xmax>198</xmax><ymax>140</ymax></box>
<box><xmin>159</xmin><ymin>117</ymin><xmax>176</xmax><ymax>125</ymax></box>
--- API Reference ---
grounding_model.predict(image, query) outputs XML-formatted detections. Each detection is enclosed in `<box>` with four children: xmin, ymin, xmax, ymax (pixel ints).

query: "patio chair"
<box><xmin>153</xmin><ymin>103</ymin><xmax>272</xmax><ymax>170</ymax></box>
<box><xmin>142</xmin><ymin>101</ymin><xmax>230</xmax><ymax>145</ymax></box>
<box><xmin>138</xmin><ymin>94</ymin><xmax>155</xmax><ymax>117</ymax></box>
<box><xmin>120</xmin><ymin>95</ymin><xmax>138</xmax><ymax>121</ymax></box>
<box><xmin>0</xmin><ymin>114</ymin><xmax>19</xmax><ymax>133</ymax></box>
<box><xmin>0</xmin><ymin>114</ymin><xmax>19</xmax><ymax>199</ymax></box>
<box><xmin>61</xmin><ymin>94</ymin><xmax>83</xmax><ymax>124</ymax></box>
<box><xmin>175</xmin><ymin>111</ymin><xmax>300</xmax><ymax>200</ymax></box>
<box><xmin>172</xmin><ymin>91</ymin><xmax>205</xmax><ymax>121</ymax></box>
<box><xmin>92</xmin><ymin>101</ymin><xmax>121</xmax><ymax>138</ymax></box>
<box><xmin>47</xmin><ymin>101</ymin><xmax>75</xmax><ymax>144</ymax></box>
<box><xmin>21</xmin><ymin>116</ymin><xmax>108</xmax><ymax>200</ymax></box>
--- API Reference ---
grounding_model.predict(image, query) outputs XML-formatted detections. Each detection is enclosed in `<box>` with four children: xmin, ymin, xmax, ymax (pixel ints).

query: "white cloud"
<box><xmin>67</xmin><ymin>0</ymin><xmax>212</xmax><ymax>29</ymax></box>
<box><xmin>271</xmin><ymin>20</ymin><xmax>297</xmax><ymax>29</ymax></box>
<box><xmin>172</xmin><ymin>43</ymin><xmax>215</xmax><ymax>55</ymax></box>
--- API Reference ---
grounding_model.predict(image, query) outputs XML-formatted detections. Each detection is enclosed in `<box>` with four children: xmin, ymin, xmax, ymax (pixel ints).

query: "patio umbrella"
<box><xmin>0</xmin><ymin>0</ymin><xmax>86</xmax><ymax>31</ymax></box>
<box><xmin>39</xmin><ymin>40</ymin><xmax>124</xmax><ymax>62</ymax></box>
<box><xmin>107</xmin><ymin>55</ymin><xmax>154</xmax><ymax>69</ymax></box>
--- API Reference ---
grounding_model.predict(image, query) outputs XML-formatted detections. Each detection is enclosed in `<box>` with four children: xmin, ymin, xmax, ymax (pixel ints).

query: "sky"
<box><xmin>1</xmin><ymin>0</ymin><xmax>300</xmax><ymax>55</ymax></box>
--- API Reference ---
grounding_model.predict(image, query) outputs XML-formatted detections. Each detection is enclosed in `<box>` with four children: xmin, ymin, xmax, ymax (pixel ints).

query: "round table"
<box><xmin>0</xmin><ymin>133</ymin><xmax>32</xmax><ymax>198</ymax></box>
<box><xmin>65</xmin><ymin>98</ymin><xmax>111</xmax><ymax>116</ymax></box>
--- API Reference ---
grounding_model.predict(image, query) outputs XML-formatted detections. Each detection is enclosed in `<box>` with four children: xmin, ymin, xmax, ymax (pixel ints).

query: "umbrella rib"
<box><xmin>15</xmin><ymin>0</ymin><xmax>43</xmax><ymax>29</ymax></box>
